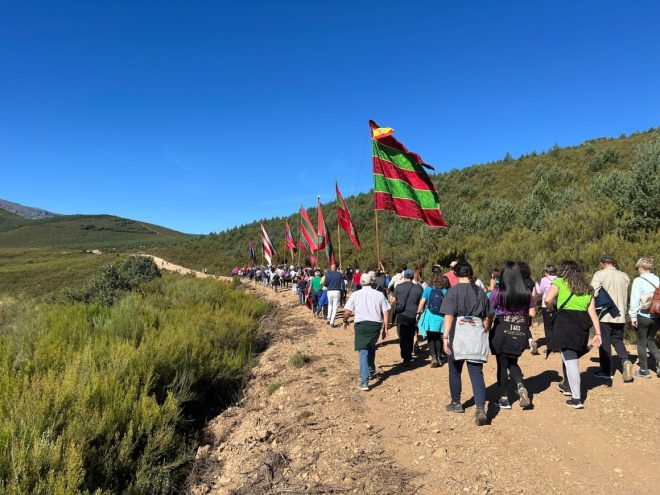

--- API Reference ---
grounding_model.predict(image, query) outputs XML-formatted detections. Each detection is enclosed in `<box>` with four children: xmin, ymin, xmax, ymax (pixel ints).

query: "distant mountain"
<box><xmin>0</xmin><ymin>209</ymin><xmax>192</xmax><ymax>250</ymax></box>
<box><xmin>0</xmin><ymin>199</ymin><xmax>60</xmax><ymax>219</ymax></box>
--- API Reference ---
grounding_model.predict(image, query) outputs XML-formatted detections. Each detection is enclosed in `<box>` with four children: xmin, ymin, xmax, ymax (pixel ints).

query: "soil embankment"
<box><xmin>149</xmin><ymin>257</ymin><xmax>660</xmax><ymax>495</ymax></box>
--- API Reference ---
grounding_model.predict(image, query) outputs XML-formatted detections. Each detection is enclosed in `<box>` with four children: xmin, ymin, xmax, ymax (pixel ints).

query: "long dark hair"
<box><xmin>497</xmin><ymin>261</ymin><xmax>530</xmax><ymax>311</ymax></box>
<box><xmin>558</xmin><ymin>260</ymin><xmax>592</xmax><ymax>296</ymax></box>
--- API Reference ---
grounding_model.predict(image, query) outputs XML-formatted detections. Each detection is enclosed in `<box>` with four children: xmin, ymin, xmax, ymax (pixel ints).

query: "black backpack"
<box><xmin>427</xmin><ymin>288</ymin><xmax>444</xmax><ymax>315</ymax></box>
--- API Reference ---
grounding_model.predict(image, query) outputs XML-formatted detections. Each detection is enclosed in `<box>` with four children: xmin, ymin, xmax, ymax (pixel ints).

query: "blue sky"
<box><xmin>1</xmin><ymin>1</ymin><xmax>659</xmax><ymax>234</ymax></box>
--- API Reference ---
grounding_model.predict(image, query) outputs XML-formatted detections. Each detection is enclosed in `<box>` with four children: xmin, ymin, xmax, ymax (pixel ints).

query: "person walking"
<box><xmin>310</xmin><ymin>270</ymin><xmax>324</xmax><ymax>316</ymax></box>
<box><xmin>535</xmin><ymin>265</ymin><xmax>557</xmax><ymax>349</ymax></box>
<box><xmin>343</xmin><ymin>272</ymin><xmax>391</xmax><ymax>391</ymax></box>
<box><xmin>591</xmin><ymin>255</ymin><xmax>632</xmax><ymax>382</ymax></box>
<box><xmin>324</xmin><ymin>263</ymin><xmax>344</xmax><ymax>327</ymax></box>
<box><xmin>352</xmin><ymin>269</ymin><xmax>362</xmax><ymax>292</ymax></box>
<box><xmin>440</xmin><ymin>262</ymin><xmax>491</xmax><ymax>426</ymax></box>
<box><xmin>545</xmin><ymin>260</ymin><xmax>602</xmax><ymax>409</ymax></box>
<box><xmin>487</xmin><ymin>262</ymin><xmax>536</xmax><ymax>410</ymax></box>
<box><xmin>417</xmin><ymin>267</ymin><xmax>450</xmax><ymax>367</ymax></box>
<box><xmin>390</xmin><ymin>269</ymin><xmax>423</xmax><ymax>366</ymax></box>
<box><xmin>629</xmin><ymin>257</ymin><xmax>660</xmax><ymax>378</ymax></box>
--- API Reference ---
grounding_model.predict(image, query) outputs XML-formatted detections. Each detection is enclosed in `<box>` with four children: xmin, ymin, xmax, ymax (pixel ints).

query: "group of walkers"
<box><xmin>234</xmin><ymin>255</ymin><xmax>659</xmax><ymax>426</ymax></box>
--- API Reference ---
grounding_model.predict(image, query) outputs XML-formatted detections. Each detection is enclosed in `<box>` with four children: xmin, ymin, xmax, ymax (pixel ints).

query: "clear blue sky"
<box><xmin>1</xmin><ymin>1</ymin><xmax>659</xmax><ymax>234</ymax></box>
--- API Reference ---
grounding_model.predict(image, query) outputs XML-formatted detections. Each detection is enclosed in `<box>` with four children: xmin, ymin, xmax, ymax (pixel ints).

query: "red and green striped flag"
<box><xmin>316</xmin><ymin>197</ymin><xmax>327</xmax><ymax>251</ymax></box>
<box><xmin>370</xmin><ymin>120</ymin><xmax>447</xmax><ymax>227</ymax></box>
<box><xmin>336</xmin><ymin>182</ymin><xmax>361</xmax><ymax>249</ymax></box>
<box><xmin>299</xmin><ymin>206</ymin><xmax>317</xmax><ymax>252</ymax></box>
<box><xmin>284</xmin><ymin>222</ymin><xmax>297</xmax><ymax>254</ymax></box>
<box><xmin>317</xmin><ymin>200</ymin><xmax>335</xmax><ymax>264</ymax></box>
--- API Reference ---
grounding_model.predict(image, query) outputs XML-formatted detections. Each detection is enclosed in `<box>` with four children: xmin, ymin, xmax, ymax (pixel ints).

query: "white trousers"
<box><xmin>327</xmin><ymin>290</ymin><xmax>341</xmax><ymax>325</ymax></box>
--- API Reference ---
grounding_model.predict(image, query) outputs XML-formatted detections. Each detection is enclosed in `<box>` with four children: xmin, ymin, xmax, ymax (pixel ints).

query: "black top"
<box><xmin>392</xmin><ymin>281</ymin><xmax>423</xmax><ymax>318</ymax></box>
<box><xmin>440</xmin><ymin>283</ymin><xmax>490</xmax><ymax>318</ymax></box>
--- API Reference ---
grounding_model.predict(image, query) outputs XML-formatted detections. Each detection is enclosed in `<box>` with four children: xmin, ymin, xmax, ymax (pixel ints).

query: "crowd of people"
<box><xmin>233</xmin><ymin>255</ymin><xmax>659</xmax><ymax>426</ymax></box>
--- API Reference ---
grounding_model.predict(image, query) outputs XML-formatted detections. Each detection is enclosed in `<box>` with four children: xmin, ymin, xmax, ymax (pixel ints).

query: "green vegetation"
<box><xmin>63</xmin><ymin>256</ymin><xmax>161</xmax><ymax>305</ymax></box>
<box><xmin>288</xmin><ymin>352</ymin><xmax>313</xmax><ymax>368</ymax></box>
<box><xmin>0</xmin><ymin>248</ymin><xmax>128</xmax><ymax>299</ymax></box>
<box><xmin>157</xmin><ymin>129</ymin><xmax>660</xmax><ymax>279</ymax></box>
<box><xmin>0</xmin><ymin>214</ymin><xmax>191</xmax><ymax>250</ymax></box>
<box><xmin>266</xmin><ymin>382</ymin><xmax>283</xmax><ymax>395</ymax></box>
<box><xmin>0</xmin><ymin>272</ymin><xmax>268</xmax><ymax>494</ymax></box>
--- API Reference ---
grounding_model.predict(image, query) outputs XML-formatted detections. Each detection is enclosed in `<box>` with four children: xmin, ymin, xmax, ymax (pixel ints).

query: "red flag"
<box><xmin>299</xmin><ymin>206</ymin><xmax>318</xmax><ymax>251</ymax></box>
<box><xmin>370</xmin><ymin>120</ymin><xmax>447</xmax><ymax>227</ymax></box>
<box><xmin>260</xmin><ymin>222</ymin><xmax>276</xmax><ymax>264</ymax></box>
<box><xmin>336</xmin><ymin>182</ymin><xmax>361</xmax><ymax>250</ymax></box>
<box><xmin>284</xmin><ymin>223</ymin><xmax>297</xmax><ymax>253</ymax></box>
<box><xmin>317</xmin><ymin>200</ymin><xmax>334</xmax><ymax>263</ymax></box>
<box><xmin>316</xmin><ymin>197</ymin><xmax>327</xmax><ymax>251</ymax></box>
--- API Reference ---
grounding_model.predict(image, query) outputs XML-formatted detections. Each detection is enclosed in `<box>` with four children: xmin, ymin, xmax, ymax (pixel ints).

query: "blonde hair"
<box><xmin>635</xmin><ymin>257</ymin><xmax>655</xmax><ymax>272</ymax></box>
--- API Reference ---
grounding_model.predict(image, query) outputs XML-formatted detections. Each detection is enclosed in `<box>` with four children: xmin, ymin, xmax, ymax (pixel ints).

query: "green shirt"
<box><xmin>553</xmin><ymin>277</ymin><xmax>592</xmax><ymax>311</ymax></box>
<box><xmin>311</xmin><ymin>276</ymin><xmax>323</xmax><ymax>291</ymax></box>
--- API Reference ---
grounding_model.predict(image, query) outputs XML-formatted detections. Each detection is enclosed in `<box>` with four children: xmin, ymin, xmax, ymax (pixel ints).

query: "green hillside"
<box><xmin>0</xmin><ymin>214</ymin><xmax>191</xmax><ymax>250</ymax></box>
<box><xmin>157</xmin><ymin>128</ymin><xmax>659</xmax><ymax>279</ymax></box>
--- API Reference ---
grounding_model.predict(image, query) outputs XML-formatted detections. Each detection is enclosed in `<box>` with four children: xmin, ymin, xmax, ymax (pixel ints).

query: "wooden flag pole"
<box><xmin>337</xmin><ymin>217</ymin><xmax>342</xmax><ymax>269</ymax></box>
<box><xmin>316</xmin><ymin>195</ymin><xmax>320</xmax><ymax>268</ymax></box>
<box><xmin>297</xmin><ymin>216</ymin><xmax>302</xmax><ymax>267</ymax></box>
<box><xmin>336</xmin><ymin>179</ymin><xmax>342</xmax><ymax>269</ymax></box>
<box><xmin>374</xmin><ymin>209</ymin><xmax>381</xmax><ymax>268</ymax></box>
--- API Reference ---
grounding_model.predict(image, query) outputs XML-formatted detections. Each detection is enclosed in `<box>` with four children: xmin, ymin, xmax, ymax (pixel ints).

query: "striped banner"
<box><xmin>260</xmin><ymin>222</ymin><xmax>276</xmax><ymax>264</ymax></box>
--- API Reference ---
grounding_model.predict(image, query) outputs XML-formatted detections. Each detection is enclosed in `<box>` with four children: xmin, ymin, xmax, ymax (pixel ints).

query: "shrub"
<box><xmin>0</xmin><ymin>276</ymin><xmax>268</xmax><ymax>494</ymax></box>
<box><xmin>288</xmin><ymin>352</ymin><xmax>313</xmax><ymax>368</ymax></box>
<box><xmin>121</xmin><ymin>255</ymin><xmax>161</xmax><ymax>286</ymax></box>
<box><xmin>266</xmin><ymin>382</ymin><xmax>283</xmax><ymax>395</ymax></box>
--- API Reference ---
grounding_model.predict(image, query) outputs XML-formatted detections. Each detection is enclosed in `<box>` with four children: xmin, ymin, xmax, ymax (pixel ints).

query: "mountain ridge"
<box><xmin>0</xmin><ymin>198</ymin><xmax>60</xmax><ymax>219</ymax></box>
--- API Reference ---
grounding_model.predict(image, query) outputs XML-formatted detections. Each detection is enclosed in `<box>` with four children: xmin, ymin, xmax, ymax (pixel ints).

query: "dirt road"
<box><xmin>149</xmin><ymin>259</ymin><xmax>660</xmax><ymax>495</ymax></box>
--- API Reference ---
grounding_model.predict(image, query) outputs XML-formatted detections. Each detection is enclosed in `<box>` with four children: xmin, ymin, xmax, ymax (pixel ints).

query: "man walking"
<box><xmin>324</xmin><ymin>263</ymin><xmax>344</xmax><ymax>327</ymax></box>
<box><xmin>344</xmin><ymin>273</ymin><xmax>391</xmax><ymax>391</ymax></box>
<box><xmin>390</xmin><ymin>269</ymin><xmax>423</xmax><ymax>366</ymax></box>
<box><xmin>591</xmin><ymin>255</ymin><xmax>633</xmax><ymax>382</ymax></box>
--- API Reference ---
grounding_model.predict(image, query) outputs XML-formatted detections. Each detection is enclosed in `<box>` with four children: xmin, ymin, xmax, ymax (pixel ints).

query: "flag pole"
<box><xmin>374</xmin><ymin>208</ymin><xmax>381</xmax><ymax>268</ymax></box>
<box><xmin>337</xmin><ymin>216</ymin><xmax>342</xmax><ymax>268</ymax></box>
<box><xmin>336</xmin><ymin>181</ymin><xmax>342</xmax><ymax>268</ymax></box>
<box><xmin>316</xmin><ymin>195</ymin><xmax>320</xmax><ymax>268</ymax></box>
<box><xmin>297</xmin><ymin>217</ymin><xmax>301</xmax><ymax>267</ymax></box>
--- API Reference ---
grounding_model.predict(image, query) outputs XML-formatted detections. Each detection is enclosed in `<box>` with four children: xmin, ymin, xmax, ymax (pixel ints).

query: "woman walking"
<box><xmin>629</xmin><ymin>257</ymin><xmax>660</xmax><ymax>378</ymax></box>
<box><xmin>535</xmin><ymin>265</ymin><xmax>557</xmax><ymax>348</ymax></box>
<box><xmin>417</xmin><ymin>269</ymin><xmax>450</xmax><ymax>368</ymax></box>
<box><xmin>487</xmin><ymin>262</ymin><xmax>536</xmax><ymax>409</ymax></box>
<box><xmin>440</xmin><ymin>262</ymin><xmax>491</xmax><ymax>426</ymax></box>
<box><xmin>544</xmin><ymin>261</ymin><xmax>602</xmax><ymax>409</ymax></box>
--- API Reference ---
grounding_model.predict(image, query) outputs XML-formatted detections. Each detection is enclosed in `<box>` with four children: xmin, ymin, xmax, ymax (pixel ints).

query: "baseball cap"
<box><xmin>404</xmin><ymin>269</ymin><xmax>414</xmax><ymax>278</ymax></box>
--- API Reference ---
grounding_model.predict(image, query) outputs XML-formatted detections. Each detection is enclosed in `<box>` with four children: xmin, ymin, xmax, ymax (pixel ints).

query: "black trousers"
<box><xmin>637</xmin><ymin>316</ymin><xmax>660</xmax><ymax>371</ymax></box>
<box><xmin>541</xmin><ymin>308</ymin><xmax>552</xmax><ymax>345</ymax></box>
<box><xmin>598</xmin><ymin>322</ymin><xmax>629</xmax><ymax>375</ymax></box>
<box><xmin>496</xmin><ymin>354</ymin><xmax>524</xmax><ymax>398</ymax></box>
<box><xmin>427</xmin><ymin>331</ymin><xmax>444</xmax><ymax>362</ymax></box>
<box><xmin>397</xmin><ymin>314</ymin><xmax>417</xmax><ymax>362</ymax></box>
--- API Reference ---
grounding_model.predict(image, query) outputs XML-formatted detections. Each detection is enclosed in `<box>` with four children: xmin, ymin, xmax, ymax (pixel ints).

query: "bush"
<box><xmin>0</xmin><ymin>276</ymin><xmax>268</xmax><ymax>494</ymax></box>
<box><xmin>122</xmin><ymin>255</ymin><xmax>161</xmax><ymax>286</ymax></box>
<box><xmin>266</xmin><ymin>382</ymin><xmax>283</xmax><ymax>395</ymax></box>
<box><xmin>288</xmin><ymin>352</ymin><xmax>313</xmax><ymax>368</ymax></box>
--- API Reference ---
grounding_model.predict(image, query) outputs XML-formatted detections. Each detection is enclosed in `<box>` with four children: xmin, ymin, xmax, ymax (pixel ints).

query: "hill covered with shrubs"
<box><xmin>159</xmin><ymin>128</ymin><xmax>659</xmax><ymax>279</ymax></box>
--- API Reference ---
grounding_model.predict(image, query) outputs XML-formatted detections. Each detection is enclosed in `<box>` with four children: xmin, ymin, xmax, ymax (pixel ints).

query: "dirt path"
<box><xmin>149</xmin><ymin>259</ymin><xmax>660</xmax><ymax>495</ymax></box>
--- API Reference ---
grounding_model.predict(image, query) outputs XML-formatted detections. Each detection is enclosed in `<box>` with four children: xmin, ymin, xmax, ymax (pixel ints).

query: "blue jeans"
<box><xmin>447</xmin><ymin>356</ymin><xmax>486</xmax><ymax>407</ymax></box>
<box><xmin>358</xmin><ymin>344</ymin><xmax>376</xmax><ymax>386</ymax></box>
<box><xmin>312</xmin><ymin>290</ymin><xmax>322</xmax><ymax>313</ymax></box>
<box><xmin>298</xmin><ymin>289</ymin><xmax>305</xmax><ymax>305</ymax></box>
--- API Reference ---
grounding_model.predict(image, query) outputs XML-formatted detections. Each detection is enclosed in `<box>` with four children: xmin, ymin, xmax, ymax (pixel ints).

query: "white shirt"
<box><xmin>345</xmin><ymin>285</ymin><xmax>391</xmax><ymax>324</ymax></box>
